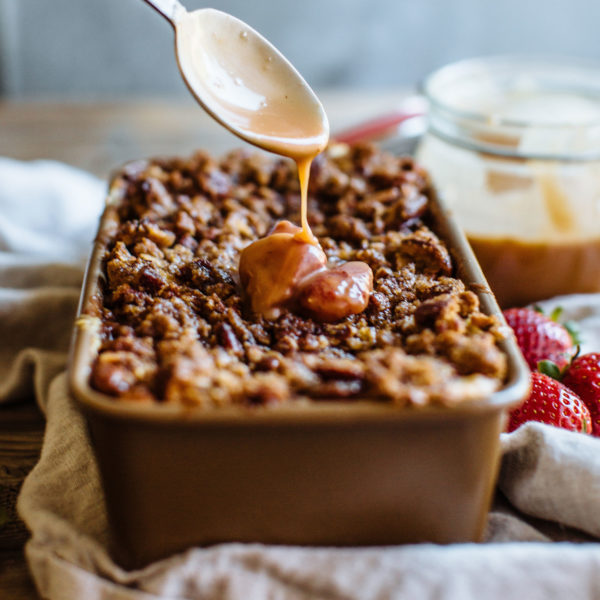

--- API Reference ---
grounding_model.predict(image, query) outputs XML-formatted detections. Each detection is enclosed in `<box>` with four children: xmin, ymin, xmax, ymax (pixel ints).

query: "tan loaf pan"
<box><xmin>68</xmin><ymin>165</ymin><xmax>530</xmax><ymax>569</ymax></box>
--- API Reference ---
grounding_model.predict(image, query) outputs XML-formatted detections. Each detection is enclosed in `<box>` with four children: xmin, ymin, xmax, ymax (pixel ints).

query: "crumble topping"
<box><xmin>89</xmin><ymin>143</ymin><xmax>507</xmax><ymax>407</ymax></box>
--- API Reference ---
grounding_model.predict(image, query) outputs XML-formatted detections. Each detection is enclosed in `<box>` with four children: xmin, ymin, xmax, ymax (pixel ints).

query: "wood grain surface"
<box><xmin>0</xmin><ymin>402</ymin><xmax>43</xmax><ymax>599</ymax></box>
<box><xmin>0</xmin><ymin>92</ymin><xmax>408</xmax><ymax>177</ymax></box>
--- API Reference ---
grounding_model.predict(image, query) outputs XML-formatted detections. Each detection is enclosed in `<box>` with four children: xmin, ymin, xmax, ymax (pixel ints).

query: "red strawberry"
<box><xmin>562</xmin><ymin>352</ymin><xmax>600</xmax><ymax>437</ymax></box>
<box><xmin>507</xmin><ymin>372</ymin><xmax>591</xmax><ymax>434</ymax></box>
<box><xmin>503</xmin><ymin>307</ymin><xmax>576</xmax><ymax>371</ymax></box>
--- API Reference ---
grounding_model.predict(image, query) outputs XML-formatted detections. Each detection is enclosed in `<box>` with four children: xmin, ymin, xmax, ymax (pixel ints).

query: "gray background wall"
<box><xmin>0</xmin><ymin>0</ymin><xmax>597</xmax><ymax>98</ymax></box>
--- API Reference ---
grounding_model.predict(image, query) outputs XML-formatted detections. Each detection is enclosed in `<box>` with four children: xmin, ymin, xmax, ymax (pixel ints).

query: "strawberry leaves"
<box><xmin>537</xmin><ymin>359</ymin><xmax>563</xmax><ymax>380</ymax></box>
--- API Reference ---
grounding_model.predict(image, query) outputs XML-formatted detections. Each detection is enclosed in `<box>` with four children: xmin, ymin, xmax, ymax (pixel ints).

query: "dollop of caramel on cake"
<box><xmin>239</xmin><ymin>220</ymin><xmax>373</xmax><ymax>322</ymax></box>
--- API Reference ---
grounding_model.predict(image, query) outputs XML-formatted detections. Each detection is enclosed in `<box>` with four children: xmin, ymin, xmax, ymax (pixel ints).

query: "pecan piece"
<box><xmin>215</xmin><ymin>321</ymin><xmax>244</xmax><ymax>355</ymax></box>
<box><xmin>396</xmin><ymin>229</ymin><xmax>452</xmax><ymax>276</ymax></box>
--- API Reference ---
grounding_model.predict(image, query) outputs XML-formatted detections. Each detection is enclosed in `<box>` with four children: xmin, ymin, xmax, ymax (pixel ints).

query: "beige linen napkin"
<box><xmin>2</xmin><ymin>158</ymin><xmax>600</xmax><ymax>599</ymax></box>
<box><xmin>17</xmin><ymin>375</ymin><xmax>600</xmax><ymax>600</ymax></box>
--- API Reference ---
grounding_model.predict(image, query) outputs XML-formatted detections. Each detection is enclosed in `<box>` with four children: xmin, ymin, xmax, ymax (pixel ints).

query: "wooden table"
<box><xmin>0</xmin><ymin>91</ymin><xmax>411</xmax><ymax>598</ymax></box>
<box><xmin>0</xmin><ymin>92</ymin><xmax>412</xmax><ymax>177</ymax></box>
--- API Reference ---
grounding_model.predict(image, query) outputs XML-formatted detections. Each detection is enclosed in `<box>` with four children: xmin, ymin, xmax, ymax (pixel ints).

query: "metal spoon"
<box><xmin>141</xmin><ymin>0</ymin><xmax>329</xmax><ymax>158</ymax></box>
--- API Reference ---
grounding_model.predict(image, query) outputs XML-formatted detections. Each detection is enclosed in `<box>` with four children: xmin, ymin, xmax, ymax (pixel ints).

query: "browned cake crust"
<box><xmin>89</xmin><ymin>143</ymin><xmax>507</xmax><ymax>407</ymax></box>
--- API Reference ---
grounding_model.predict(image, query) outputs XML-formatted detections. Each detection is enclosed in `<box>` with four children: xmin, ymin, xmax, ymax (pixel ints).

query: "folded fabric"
<box><xmin>1</xmin><ymin>158</ymin><xmax>600</xmax><ymax>599</ymax></box>
<box><xmin>17</xmin><ymin>375</ymin><xmax>600</xmax><ymax>600</ymax></box>
<box><xmin>0</xmin><ymin>157</ymin><xmax>104</xmax><ymax>405</ymax></box>
<box><xmin>0</xmin><ymin>157</ymin><xmax>104</xmax><ymax>260</ymax></box>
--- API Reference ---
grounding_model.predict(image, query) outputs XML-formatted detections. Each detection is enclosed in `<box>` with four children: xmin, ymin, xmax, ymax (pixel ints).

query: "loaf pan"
<box><xmin>68</xmin><ymin>162</ymin><xmax>530</xmax><ymax>569</ymax></box>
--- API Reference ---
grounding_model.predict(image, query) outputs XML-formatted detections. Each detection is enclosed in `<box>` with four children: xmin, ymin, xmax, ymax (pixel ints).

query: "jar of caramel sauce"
<box><xmin>416</xmin><ymin>56</ymin><xmax>600</xmax><ymax>307</ymax></box>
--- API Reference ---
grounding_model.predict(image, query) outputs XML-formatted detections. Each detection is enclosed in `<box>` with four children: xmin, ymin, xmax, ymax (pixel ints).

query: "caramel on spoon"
<box><xmin>142</xmin><ymin>1</ymin><xmax>329</xmax><ymax>161</ymax></box>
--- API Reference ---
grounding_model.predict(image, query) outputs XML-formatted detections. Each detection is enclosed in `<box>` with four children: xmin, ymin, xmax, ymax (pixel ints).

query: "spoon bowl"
<box><xmin>143</xmin><ymin>1</ymin><xmax>329</xmax><ymax>158</ymax></box>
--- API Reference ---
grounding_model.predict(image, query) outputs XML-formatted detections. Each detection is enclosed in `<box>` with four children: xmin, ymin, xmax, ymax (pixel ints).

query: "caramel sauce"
<box><xmin>239</xmin><ymin>220</ymin><xmax>373</xmax><ymax>322</ymax></box>
<box><xmin>241</xmin><ymin>149</ymin><xmax>369</xmax><ymax>322</ymax></box>
<box><xmin>238</xmin><ymin>221</ymin><xmax>327</xmax><ymax>320</ymax></box>
<box><xmin>473</xmin><ymin>161</ymin><xmax>587</xmax><ymax>306</ymax></box>
<box><xmin>175</xmin><ymin>8</ymin><xmax>373</xmax><ymax>321</ymax></box>
<box><xmin>294</xmin><ymin>156</ymin><xmax>319</xmax><ymax>245</ymax></box>
<box><xmin>238</xmin><ymin>154</ymin><xmax>373</xmax><ymax>322</ymax></box>
<box><xmin>175</xmin><ymin>9</ymin><xmax>329</xmax><ymax>159</ymax></box>
<box><xmin>239</xmin><ymin>155</ymin><xmax>373</xmax><ymax>322</ymax></box>
<box><xmin>532</xmin><ymin>166</ymin><xmax>576</xmax><ymax>234</ymax></box>
<box><xmin>297</xmin><ymin>260</ymin><xmax>373</xmax><ymax>322</ymax></box>
<box><xmin>247</xmin><ymin>145</ymin><xmax>374</xmax><ymax>318</ymax></box>
<box><xmin>469</xmin><ymin>235</ymin><xmax>600</xmax><ymax>307</ymax></box>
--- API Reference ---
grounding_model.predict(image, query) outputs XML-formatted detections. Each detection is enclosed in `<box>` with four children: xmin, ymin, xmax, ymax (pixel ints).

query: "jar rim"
<box><xmin>422</xmin><ymin>55</ymin><xmax>600</xmax><ymax>160</ymax></box>
<box><xmin>423</xmin><ymin>54</ymin><xmax>600</xmax><ymax>129</ymax></box>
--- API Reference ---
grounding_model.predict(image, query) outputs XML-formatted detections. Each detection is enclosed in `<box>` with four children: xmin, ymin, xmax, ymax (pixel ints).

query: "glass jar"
<box><xmin>416</xmin><ymin>56</ymin><xmax>600</xmax><ymax>307</ymax></box>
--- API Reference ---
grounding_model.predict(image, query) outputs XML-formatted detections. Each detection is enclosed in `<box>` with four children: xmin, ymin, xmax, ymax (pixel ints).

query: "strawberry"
<box><xmin>507</xmin><ymin>372</ymin><xmax>591</xmax><ymax>434</ymax></box>
<box><xmin>562</xmin><ymin>352</ymin><xmax>600</xmax><ymax>437</ymax></box>
<box><xmin>503</xmin><ymin>307</ymin><xmax>576</xmax><ymax>371</ymax></box>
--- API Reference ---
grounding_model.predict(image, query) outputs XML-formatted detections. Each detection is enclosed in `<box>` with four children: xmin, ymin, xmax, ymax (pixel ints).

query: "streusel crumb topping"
<box><xmin>90</xmin><ymin>143</ymin><xmax>507</xmax><ymax>407</ymax></box>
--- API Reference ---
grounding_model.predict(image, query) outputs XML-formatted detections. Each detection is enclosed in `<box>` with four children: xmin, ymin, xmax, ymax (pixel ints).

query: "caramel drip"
<box><xmin>294</xmin><ymin>156</ymin><xmax>318</xmax><ymax>245</ymax></box>
<box><xmin>174</xmin><ymin>10</ymin><xmax>373</xmax><ymax>322</ymax></box>
<box><xmin>533</xmin><ymin>165</ymin><xmax>576</xmax><ymax>234</ymax></box>
<box><xmin>237</xmin><ymin>139</ymin><xmax>375</xmax><ymax>322</ymax></box>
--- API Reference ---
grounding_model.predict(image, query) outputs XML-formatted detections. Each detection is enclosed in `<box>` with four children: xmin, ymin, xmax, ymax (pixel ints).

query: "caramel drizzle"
<box><xmin>294</xmin><ymin>156</ymin><xmax>319</xmax><ymax>245</ymax></box>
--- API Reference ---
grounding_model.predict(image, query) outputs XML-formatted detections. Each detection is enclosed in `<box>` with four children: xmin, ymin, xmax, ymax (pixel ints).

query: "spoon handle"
<box><xmin>142</xmin><ymin>0</ymin><xmax>186</xmax><ymax>24</ymax></box>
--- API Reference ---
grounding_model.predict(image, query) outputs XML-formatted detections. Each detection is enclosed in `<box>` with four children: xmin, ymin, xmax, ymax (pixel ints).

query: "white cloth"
<box><xmin>2</xmin><ymin>158</ymin><xmax>600</xmax><ymax>600</ymax></box>
<box><xmin>0</xmin><ymin>157</ymin><xmax>105</xmax><ymax>405</ymax></box>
